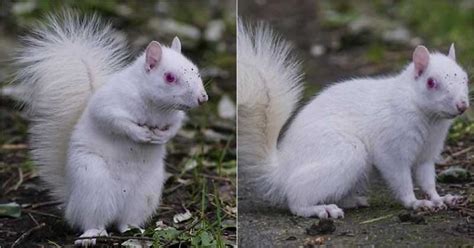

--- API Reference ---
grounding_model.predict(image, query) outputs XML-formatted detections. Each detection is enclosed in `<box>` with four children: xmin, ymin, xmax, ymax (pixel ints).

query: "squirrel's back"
<box><xmin>13</xmin><ymin>10</ymin><xmax>128</xmax><ymax>202</ymax></box>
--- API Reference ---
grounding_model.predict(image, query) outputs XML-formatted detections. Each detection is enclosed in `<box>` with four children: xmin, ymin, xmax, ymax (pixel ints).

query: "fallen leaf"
<box><xmin>173</xmin><ymin>209</ymin><xmax>192</xmax><ymax>223</ymax></box>
<box><xmin>121</xmin><ymin>239</ymin><xmax>152</xmax><ymax>248</ymax></box>
<box><xmin>183</xmin><ymin>159</ymin><xmax>198</xmax><ymax>172</ymax></box>
<box><xmin>0</xmin><ymin>202</ymin><xmax>21</xmax><ymax>218</ymax></box>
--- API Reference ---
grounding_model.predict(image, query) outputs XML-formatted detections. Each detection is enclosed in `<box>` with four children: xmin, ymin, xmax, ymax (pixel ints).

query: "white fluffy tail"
<box><xmin>13</xmin><ymin>11</ymin><xmax>127</xmax><ymax>202</ymax></box>
<box><xmin>237</xmin><ymin>21</ymin><xmax>303</xmax><ymax>204</ymax></box>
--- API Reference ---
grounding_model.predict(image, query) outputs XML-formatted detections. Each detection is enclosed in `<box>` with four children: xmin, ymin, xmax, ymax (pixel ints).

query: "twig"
<box><xmin>451</xmin><ymin>146</ymin><xmax>473</xmax><ymax>157</ymax></box>
<box><xmin>11</xmin><ymin>223</ymin><xmax>46</xmax><ymax>248</ymax></box>
<box><xmin>27</xmin><ymin>212</ymin><xmax>40</xmax><ymax>226</ymax></box>
<box><xmin>441</xmin><ymin>146</ymin><xmax>474</xmax><ymax>164</ymax></box>
<box><xmin>1</xmin><ymin>173</ymin><xmax>14</xmax><ymax>190</ymax></box>
<box><xmin>164</xmin><ymin>184</ymin><xmax>185</xmax><ymax>194</ymax></box>
<box><xmin>452</xmin><ymin>206</ymin><xmax>474</xmax><ymax>217</ymax></box>
<box><xmin>13</xmin><ymin>167</ymin><xmax>23</xmax><ymax>191</ymax></box>
<box><xmin>22</xmin><ymin>209</ymin><xmax>61</xmax><ymax>219</ymax></box>
<box><xmin>202</xmin><ymin>174</ymin><xmax>233</xmax><ymax>182</ymax></box>
<box><xmin>0</xmin><ymin>144</ymin><xmax>27</xmax><ymax>150</ymax></box>
<box><xmin>4</xmin><ymin>170</ymin><xmax>37</xmax><ymax>194</ymax></box>
<box><xmin>360</xmin><ymin>214</ymin><xmax>394</xmax><ymax>224</ymax></box>
<box><xmin>22</xmin><ymin>200</ymin><xmax>61</xmax><ymax>209</ymax></box>
<box><xmin>222</xmin><ymin>206</ymin><xmax>237</xmax><ymax>217</ymax></box>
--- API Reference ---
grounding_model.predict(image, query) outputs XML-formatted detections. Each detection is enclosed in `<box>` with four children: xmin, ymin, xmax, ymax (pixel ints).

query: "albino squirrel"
<box><xmin>238</xmin><ymin>22</ymin><xmax>469</xmax><ymax>219</ymax></box>
<box><xmin>13</xmin><ymin>12</ymin><xmax>208</xmax><ymax>245</ymax></box>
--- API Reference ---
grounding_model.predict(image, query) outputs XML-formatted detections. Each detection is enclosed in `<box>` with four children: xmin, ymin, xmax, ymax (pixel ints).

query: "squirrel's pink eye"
<box><xmin>165</xmin><ymin>72</ymin><xmax>176</xmax><ymax>83</ymax></box>
<box><xmin>427</xmin><ymin>78</ymin><xmax>437</xmax><ymax>89</ymax></box>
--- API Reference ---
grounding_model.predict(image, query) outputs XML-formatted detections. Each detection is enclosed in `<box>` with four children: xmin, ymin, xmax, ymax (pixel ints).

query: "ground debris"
<box><xmin>306</xmin><ymin>219</ymin><xmax>336</xmax><ymax>235</ymax></box>
<box><xmin>338</xmin><ymin>230</ymin><xmax>355</xmax><ymax>237</ymax></box>
<box><xmin>303</xmin><ymin>236</ymin><xmax>328</xmax><ymax>247</ymax></box>
<box><xmin>398</xmin><ymin>212</ymin><xmax>426</xmax><ymax>224</ymax></box>
<box><xmin>453</xmin><ymin>219</ymin><xmax>474</xmax><ymax>235</ymax></box>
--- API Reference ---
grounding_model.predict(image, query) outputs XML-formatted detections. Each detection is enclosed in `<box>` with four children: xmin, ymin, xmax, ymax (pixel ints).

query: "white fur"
<box><xmin>238</xmin><ymin>22</ymin><xmax>469</xmax><ymax>219</ymax></box>
<box><xmin>238</xmin><ymin>22</ymin><xmax>303</xmax><ymax>204</ymax></box>
<box><xmin>13</xmin><ymin>11</ymin><xmax>207</xmax><ymax>244</ymax></box>
<box><xmin>13</xmin><ymin>11</ymin><xmax>128</xmax><ymax>202</ymax></box>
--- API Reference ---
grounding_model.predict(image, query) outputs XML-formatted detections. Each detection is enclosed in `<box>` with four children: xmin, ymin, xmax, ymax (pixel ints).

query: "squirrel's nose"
<box><xmin>198</xmin><ymin>93</ymin><xmax>208</xmax><ymax>105</ymax></box>
<box><xmin>456</xmin><ymin>101</ymin><xmax>468</xmax><ymax>113</ymax></box>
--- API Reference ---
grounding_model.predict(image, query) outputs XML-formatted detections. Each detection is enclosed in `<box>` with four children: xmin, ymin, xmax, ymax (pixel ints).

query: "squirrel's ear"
<box><xmin>171</xmin><ymin>36</ymin><xmax>181</xmax><ymax>53</ymax></box>
<box><xmin>413</xmin><ymin>45</ymin><xmax>430</xmax><ymax>78</ymax></box>
<box><xmin>145</xmin><ymin>41</ymin><xmax>162</xmax><ymax>72</ymax></box>
<box><xmin>448</xmin><ymin>43</ymin><xmax>456</xmax><ymax>61</ymax></box>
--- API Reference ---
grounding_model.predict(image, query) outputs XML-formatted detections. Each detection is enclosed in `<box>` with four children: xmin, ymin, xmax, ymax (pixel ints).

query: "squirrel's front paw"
<box><xmin>411</xmin><ymin>199</ymin><xmax>445</xmax><ymax>212</ymax></box>
<box><xmin>129</xmin><ymin>125</ymin><xmax>155</xmax><ymax>144</ymax></box>
<box><xmin>149</xmin><ymin>126</ymin><xmax>173</xmax><ymax>144</ymax></box>
<box><xmin>438</xmin><ymin>194</ymin><xmax>464</xmax><ymax>207</ymax></box>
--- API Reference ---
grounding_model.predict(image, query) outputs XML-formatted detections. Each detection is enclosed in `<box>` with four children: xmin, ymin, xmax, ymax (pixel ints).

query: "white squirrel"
<box><xmin>238</xmin><ymin>22</ymin><xmax>469</xmax><ymax>219</ymax></box>
<box><xmin>13</xmin><ymin>12</ymin><xmax>208</xmax><ymax>245</ymax></box>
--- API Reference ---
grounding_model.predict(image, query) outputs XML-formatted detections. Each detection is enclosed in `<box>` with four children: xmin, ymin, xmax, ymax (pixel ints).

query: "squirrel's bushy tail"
<box><xmin>13</xmin><ymin>10</ymin><xmax>127</xmax><ymax>202</ymax></box>
<box><xmin>237</xmin><ymin>21</ymin><xmax>303</xmax><ymax>204</ymax></box>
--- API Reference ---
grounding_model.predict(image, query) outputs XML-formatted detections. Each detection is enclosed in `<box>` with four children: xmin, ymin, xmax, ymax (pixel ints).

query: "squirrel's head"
<box><xmin>141</xmin><ymin>37</ymin><xmax>208</xmax><ymax>110</ymax></box>
<box><xmin>411</xmin><ymin>44</ymin><xmax>469</xmax><ymax>119</ymax></box>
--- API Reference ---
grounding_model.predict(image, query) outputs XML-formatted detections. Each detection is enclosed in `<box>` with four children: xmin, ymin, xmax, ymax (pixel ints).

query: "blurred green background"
<box><xmin>319</xmin><ymin>0</ymin><xmax>474</xmax><ymax>139</ymax></box>
<box><xmin>240</xmin><ymin>0</ymin><xmax>473</xmax><ymax>138</ymax></box>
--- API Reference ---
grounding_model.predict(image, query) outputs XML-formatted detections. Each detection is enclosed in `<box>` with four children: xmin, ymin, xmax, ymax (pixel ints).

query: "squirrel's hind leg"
<box><xmin>64</xmin><ymin>151</ymin><xmax>121</xmax><ymax>238</ymax></box>
<box><xmin>338</xmin><ymin>175</ymin><xmax>371</xmax><ymax>209</ymax></box>
<box><xmin>338</xmin><ymin>195</ymin><xmax>369</xmax><ymax>209</ymax></box>
<box><xmin>290</xmin><ymin>204</ymin><xmax>344</xmax><ymax>219</ymax></box>
<box><xmin>285</xmin><ymin>135</ymin><xmax>370</xmax><ymax>218</ymax></box>
<box><xmin>116</xmin><ymin>161</ymin><xmax>166</xmax><ymax>232</ymax></box>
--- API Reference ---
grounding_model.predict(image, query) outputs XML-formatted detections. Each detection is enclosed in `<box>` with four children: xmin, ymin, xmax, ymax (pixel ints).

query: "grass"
<box><xmin>149</xmin><ymin>109</ymin><xmax>236</xmax><ymax>247</ymax></box>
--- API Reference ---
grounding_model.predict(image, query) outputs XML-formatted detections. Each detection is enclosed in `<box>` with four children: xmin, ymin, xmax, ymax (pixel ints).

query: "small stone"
<box><xmin>12</xmin><ymin>2</ymin><xmax>36</xmax><ymax>15</ymax></box>
<box><xmin>306</xmin><ymin>219</ymin><xmax>336</xmax><ymax>235</ymax></box>
<box><xmin>398</xmin><ymin>212</ymin><xmax>426</xmax><ymax>224</ymax></box>
<box><xmin>310</xmin><ymin>44</ymin><xmax>326</xmax><ymax>57</ymax></box>
<box><xmin>115</xmin><ymin>4</ymin><xmax>133</xmax><ymax>17</ymax></box>
<box><xmin>148</xmin><ymin>18</ymin><xmax>201</xmax><ymax>41</ymax></box>
<box><xmin>154</xmin><ymin>1</ymin><xmax>169</xmax><ymax>14</ymax></box>
<box><xmin>205</xmin><ymin>20</ymin><xmax>225</xmax><ymax>42</ymax></box>
<box><xmin>349</xmin><ymin>16</ymin><xmax>373</xmax><ymax>34</ymax></box>
<box><xmin>382</xmin><ymin>26</ymin><xmax>411</xmax><ymax>44</ymax></box>
<box><xmin>410</xmin><ymin>37</ymin><xmax>423</xmax><ymax>46</ymax></box>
